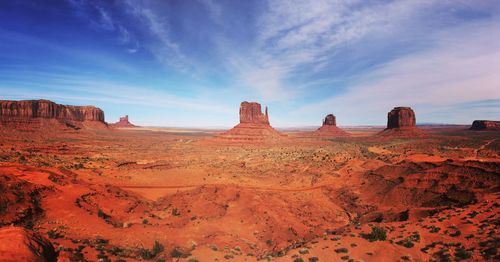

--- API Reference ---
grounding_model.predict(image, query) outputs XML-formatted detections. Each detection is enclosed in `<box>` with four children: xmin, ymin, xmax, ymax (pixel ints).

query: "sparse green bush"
<box><xmin>152</xmin><ymin>240</ymin><xmax>164</xmax><ymax>255</ymax></box>
<box><xmin>362</xmin><ymin>226</ymin><xmax>387</xmax><ymax>241</ymax></box>
<box><xmin>335</xmin><ymin>247</ymin><xmax>348</xmax><ymax>253</ymax></box>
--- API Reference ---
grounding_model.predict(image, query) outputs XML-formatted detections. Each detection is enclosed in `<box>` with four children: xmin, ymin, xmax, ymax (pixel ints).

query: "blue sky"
<box><xmin>1</xmin><ymin>0</ymin><xmax>499</xmax><ymax>127</ymax></box>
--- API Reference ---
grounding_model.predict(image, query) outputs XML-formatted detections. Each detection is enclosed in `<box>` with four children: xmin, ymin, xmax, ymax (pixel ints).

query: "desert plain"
<box><xmin>0</xmin><ymin>101</ymin><xmax>499</xmax><ymax>262</ymax></box>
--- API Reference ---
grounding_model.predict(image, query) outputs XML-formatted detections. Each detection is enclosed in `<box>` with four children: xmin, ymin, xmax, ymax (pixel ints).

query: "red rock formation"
<box><xmin>379</xmin><ymin>107</ymin><xmax>425</xmax><ymax>137</ymax></box>
<box><xmin>322</xmin><ymin>114</ymin><xmax>336</xmax><ymax>126</ymax></box>
<box><xmin>111</xmin><ymin>115</ymin><xmax>137</xmax><ymax>128</ymax></box>
<box><xmin>470</xmin><ymin>120</ymin><xmax>500</xmax><ymax>131</ymax></box>
<box><xmin>239</xmin><ymin>101</ymin><xmax>269</xmax><ymax>125</ymax></box>
<box><xmin>0</xmin><ymin>99</ymin><xmax>106</xmax><ymax>130</ymax></box>
<box><xmin>387</xmin><ymin>107</ymin><xmax>416</xmax><ymax>128</ymax></box>
<box><xmin>0</xmin><ymin>226</ymin><xmax>57</xmax><ymax>262</ymax></box>
<box><xmin>314</xmin><ymin>114</ymin><xmax>349</xmax><ymax>137</ymax></box>
<box><xmin>0</xmin><ymin>99</ymin><xmax>104</xmax><ymax>122</ymax></box>
<box><xmin>216</xmin><ymin>101</ymin><xmax>285</xmax><ymax>142</ymax></box>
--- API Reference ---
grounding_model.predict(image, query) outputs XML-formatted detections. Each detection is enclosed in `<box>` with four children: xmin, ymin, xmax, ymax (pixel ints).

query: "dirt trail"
<box><xmin>115</xmin><ymin>183</ymin><xmax>338</xmax><ymax>192</ymax></box>
<box><xmin>475</xmin><ymin>139</ymin><xmax>496</xmax><ymax>158</ymax></box>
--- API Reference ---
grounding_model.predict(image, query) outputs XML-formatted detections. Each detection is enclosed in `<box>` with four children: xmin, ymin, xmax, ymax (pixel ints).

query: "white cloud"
<box><xmin>298</xmin><ymin>19</ymin><xmax>500</xmax><ymax>125</ymax></box>
<box><xmin>229</xmin><ymin>0</ymin><xmax>439</xmax><ymax>101</ymax></box>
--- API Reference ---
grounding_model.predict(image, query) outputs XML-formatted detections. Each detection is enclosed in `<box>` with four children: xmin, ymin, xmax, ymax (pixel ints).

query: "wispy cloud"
<box><xmin>0</xmin><ymin>71</ymin><xmax>232</xmax><ymax>114</ymax></box>
<box><xmin>225</xmin><ymin>0</ymin><xmax>440</xmax><ymax>101</ymax></box>
<box><xmin>298</xmin><ymin>18</ymin><xmax>500</xmax><ymax>125</ymax></box>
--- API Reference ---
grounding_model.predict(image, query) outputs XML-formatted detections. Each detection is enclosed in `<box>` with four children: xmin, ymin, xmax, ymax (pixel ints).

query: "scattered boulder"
<box><xmin>111</xmin><ymin>115</ymin><xmax>138</xmax><ymax>128</ymax></box>
<box><xmin>470</xmin><ymin>120</ymin><xmax>500</xmax><ymax>131</ymax></box>
<box><xmin>314</xmin><ymin>114</ymin><xmax>349</xmax><ymax>137</ymax></box>
<box><xmin>379</xmin><ymin>107</ymin><xmax>425</xmax><ymax>137</ymax></box>
<box><xmin>215</xmin><ymin>101</ymin><xmax>285</xmax><ymax>142</ymax></box>
<box><xmin>0</xmin><ymin>226</ymin><xmax>57</xmax><ymax>262</ymax></box>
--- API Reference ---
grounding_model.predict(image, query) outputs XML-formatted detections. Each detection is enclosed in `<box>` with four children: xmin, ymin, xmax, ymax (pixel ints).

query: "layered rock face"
<box><xmin>379</xmin><ymin>106</ymin><xmax>425</xmax><ymax>137</ymax></box>
<box><xmin>0</xmin><ymin>227</ymin><xmax>57</xmax><ymax>262</ymax></box>
<box><xmin>315</xmin><ymin>114</ymin><xmax>349</xmax><ymax>137</ymax></box>
<box><xmin>216</xmin><ymin>101</ymin><xmax>284</xmax><ymax>142</ymax></box>
<box><xmin>111</xmin><ymin>115</ymin><xmax>137</xmax><ymax>128</ymax></box>
<box><xmin>0</xmin><ymin>99</ymin><xmax>104</xmax><ymax>122</ymax></box>
<box><xmin>387</xmin><ymin>107</ymin><xmax>416</xmax><ymax>128</ymax></box>
<box><xmin>470</xmin><ymin>120</ymin><xmax>500</xmax><ymax>131</ymax></box>
<box><xmin>239</xmin><ymin>101</ymin><xmax>269</xmax><ymax>125</ymax></box>
<box><xmin>0</xmin><ymin>99</ymin><xmax>106</xmax><ymax>130</ymax></box>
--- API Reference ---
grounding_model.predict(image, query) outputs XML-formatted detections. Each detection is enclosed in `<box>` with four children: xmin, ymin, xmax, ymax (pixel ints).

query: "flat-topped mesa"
<box><xmin>0</xmin><ymin>99</ymin><xmax>105</xmax><ymax>122</ymax></box>
<box><xmin>387</xmin><ymin>107</ymin><xmax>415</xmax><ymax>129</ymax></box>
<box><xmin>111</xmin><ymin>115</ymin><xmax>137</xmax><ymax>128</ymax></box>
<box><xmin>239</xmin><ymin>101</ymin><xmax>269</xmax><ymax>125</ymax></box>
<box><xmin>315</xmin><ymin>114</ymin><xmax>349</xmax><ymax>137</ymax></box>
<box><xmin>470</xmin><ymin>120</ymin><xmax>500</xmax><ymax>131</ymax></box>
<box><xmin>379</xmin><ymin>106</ymin><xmax>425</xmax><ymax>137</ymax></box>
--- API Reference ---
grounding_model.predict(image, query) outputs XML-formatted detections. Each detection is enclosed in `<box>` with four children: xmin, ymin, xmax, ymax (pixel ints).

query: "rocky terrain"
<box><xmin>0</xmin><ymin>101</ymin><xmax>498</xmax><ymax>261</ymax></box>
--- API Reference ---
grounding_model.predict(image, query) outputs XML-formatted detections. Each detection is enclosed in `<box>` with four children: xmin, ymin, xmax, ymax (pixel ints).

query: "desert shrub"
<box><xmin>152</xmin><ymin>241</ymin><xmax>164</xmax><ymax>255</ymax></box>
<box><xmin>429</xmin><ymin>226</ymin><xmax>441</xmax><ymax>233</ymax></box>
<box><xmin>454</xmin><ymin>248</ymin><xmax>471</xmax><ymax>260</ymax></box>
<box><xmin>224</xmin><ymin>254</ymin><xmax>234</xmax><ymax>259</ymax></box>
<box><xmin>433</xmin><ymin>250</ymin><xmax>451</xmax><ymax>262</ymax></box>
<box><xmin>308</xmin><ymin>257</ymin><xmax>319</xmax><ymax>262</ymax></box>
<box><xmin>265</xmin><ymin>239</ymin><xmax>273</xmax><ymax>246</ymax></box>
<box><xmin>187</xmin><ymin>259</ymin><xmax>200</xmax><ymax>262</ymax></box>
<box><xmin>340</xmin><ymin>255</ymin><xmax>349</xmax><ymax>260</ymax></box>
<box><xmin>401</xmin><ymin>255</ymin><xmax>411</xmax><ymax>261</ymax></box>
<box><xmin>449</xmin><ymin>230</ymin><xmax>461</xmax><ymax>237</ymax></box>
<box><xmin>362</xmin><ymin>226</ymin><xmax>387</xmax><ymax>241</ymax></box>
<box><xmin>47</xmin><ymin>229</ymin><xmax>63</xmax><ymax>239</ymax></box>
<box><xmin>97</xmin><ymin>209</ymin><xmax>110</xmax><ymax>220</ymax></box>
<box><xmin>139</xmin><ymin>241</ymin><xmax>164</xmax><ymax>260</ymax></box>
<box><xmin>170</xmin><ymin>247</ymin><xmax>190</xmax><ymax>258</ymax></box>
<box><xmin>171</xmin><ymin>208</ymin><xmax>180</xmax><ymax>216</ymax></box>
<box><xmin>396</xmin><ymin>239</ymin><xmax>414</xmax><ymax>248</ymax></box>
<box><xmin>293</xmin><ymin>258</ymin><xmax>304</xmax><ymax>262</ymax></box>
<box><xmin>139</xmin><ymin>248</ymin><xmax>154</xmax><ymax>260</ymax></box>
<box><xmin>335</xmin><ymin>248</ymin><xmax>348</xmax><ymax>253</ymax></box>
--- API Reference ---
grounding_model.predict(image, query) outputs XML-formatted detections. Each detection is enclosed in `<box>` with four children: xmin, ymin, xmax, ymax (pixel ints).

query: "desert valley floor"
<box><xmin>0</xmin><ymin>126</ymin><xmax>499</xmax><ymax>261</ymax></box>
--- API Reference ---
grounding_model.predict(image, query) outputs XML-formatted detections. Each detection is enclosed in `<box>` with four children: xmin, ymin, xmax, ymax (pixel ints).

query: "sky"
<box><xmin>1</xmin><ymin>0</ymin><xmax>499</xmax><ymax>127</ymax></box>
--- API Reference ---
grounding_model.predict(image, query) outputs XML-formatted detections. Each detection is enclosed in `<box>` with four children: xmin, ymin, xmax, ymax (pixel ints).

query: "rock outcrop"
<box><xmin>111</xmin><ymin>115</ymin><xmax>137</xmax><ymax>128</ymax></box>
<box><xmin>216</xmin><ymin>101</ymin><xmax>285</xmax><ymax>142</ymax></box>
<box><xmin>470</xmin><ymin>120</ymin><xmax>500</xmax><ymax>131</ymax></box>
<box><xmin>387</xmin><ymin>107</ymin><xmax>416</xmax><ymax>128</ymax></box>
<box><xmin>239</xmin><ymin>101</ymin><xmax>269</xmax><ymax>125</ymax></box>
<box><xmin>314</xmin><ymin>114</ymin><xmax>349</xmax><ymax>137</ymax></box>
<box><xmin>0</xmin><ymin>226</ymin><xmax>57</xmax><ymax>262</ymax></box>
<box><xmin>0</xmin><ymin>99</ymin><xmax>106</xmax><ymax>130</ymax></box>
<box><xmin>0</xmin><ymin>99</ymin><xmax>104</xmax><ymax>122</ymax></box>
<box><xmin>379</xmin><ymin>107</ymin><xmax>425</xmax><ymax>137</ymax></box>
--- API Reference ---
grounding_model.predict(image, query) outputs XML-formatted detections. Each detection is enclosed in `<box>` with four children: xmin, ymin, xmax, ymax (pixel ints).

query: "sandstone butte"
<box><xmin>216</xmin><ymin>101</ymin><xmax>285</xmax><ymax>142</ymax></box>
<box><xmin>470</xmin><ymin>120</ymin><xmax>500</xmax><ymax>131</ymax></box>
<box><xmin>379</xmin><ymin>106</ymin><xmax>426</xmax><ymax>137</ymax></box>
<box><xmin>314</xmin><ymin>114</ymin><xmax>349</xmax><ymax>137</ymax></box>
<box><xmin>111</xmin><ymin>115</ymin><xmax>137</xmax><ymax>128</ymax></box>
<box><xmin>0</xmin><ymin>99</ymin><xmax>106</xmax><ymax>130</ymax></box>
